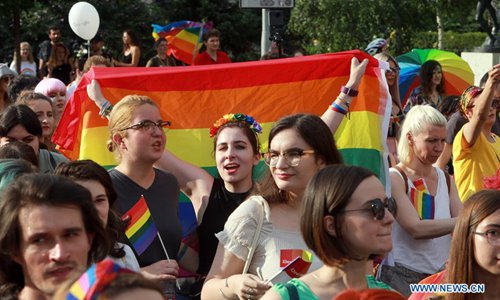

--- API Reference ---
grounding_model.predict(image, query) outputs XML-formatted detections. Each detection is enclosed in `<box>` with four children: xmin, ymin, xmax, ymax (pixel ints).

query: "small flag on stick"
<box><xmin>265</xmin><ymin>249</ymin><xmax>313</xmax><ymax>283</ymax></box>
<box><xmin>122</xmin><ymin>195</ymin><xmax>158</xmax><ymax>255</ymax></box>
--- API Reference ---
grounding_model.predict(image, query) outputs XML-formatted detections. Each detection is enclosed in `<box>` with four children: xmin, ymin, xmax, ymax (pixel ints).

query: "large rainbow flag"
<box><xmin>152</xmin><ymin>21</ymin><xmax>212</xmax><ymax>65</ymax></box>
<box><xmin>53</xmin><ymin>49</ymin><xmax>391</xmax><ymax>243</ymax></box>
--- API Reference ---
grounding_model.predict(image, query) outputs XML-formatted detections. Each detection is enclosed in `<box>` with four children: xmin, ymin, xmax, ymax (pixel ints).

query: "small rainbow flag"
<box><xmin>122</xmin><ymin>195</ymin><xmax>158</xmax><ymax>255</ymax></box>
<box><xmin>410</xmin><ymin>184</ymin><xmax>435</xmax><ymax>220</ymax></box>
<box><xmin>66</xmin><ymin>259</ymin><xmax>133</xmax><ymax>300</ymax></box>
<box><xmin>152</xmin><ymin>21</ymin><xmax>212</xmax><ymax>65</ymax></box>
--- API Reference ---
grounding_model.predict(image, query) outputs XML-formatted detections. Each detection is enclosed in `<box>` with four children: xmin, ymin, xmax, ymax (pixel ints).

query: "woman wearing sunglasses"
<box><xmin>107</xmin><ymin>95</ymin><xmax>180</xmax><ymax>287</ymax></box>
<box><xmin>378</xmin><ymin>105</ymin><xmax>462</xmax><ymax>297</ymax></box>
<box><xmin>262</xmin><ymin>165</ymin><xmax>396</xmax><ymax>300</ymax></box>
<box><xmin>452</xmin><ymin>66</ymin><xmax>500</xmax><ymax>201</ymax></box>
<box><xmin>201</xmin><ymin>58</ymin><xmax>369</xmax><ymax>300</ymax></box>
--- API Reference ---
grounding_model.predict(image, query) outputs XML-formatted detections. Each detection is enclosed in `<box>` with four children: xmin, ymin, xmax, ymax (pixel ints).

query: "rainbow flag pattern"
<box><xmin>66</xmin><ymin>259</ymin><xmax>133</xmax><ymax>300</ymax></box>
<box><xmin>152</xmin><ymin>21</ymin><xmax>212</xmax><ymax>65</ymax></box>
<box><xmin>52</xmin><ymin>50</ymin><xmax>391</xmax><ymax>254</ymax></box>
<box><xmin>410</xmin><ymin>179</ymin><xmax>435</xmax><ymax>220</ymax></box>
<box><xmin>122</xmin><ymin>195</ymin><xmax>158</xmax><ymax>255</ymax></box>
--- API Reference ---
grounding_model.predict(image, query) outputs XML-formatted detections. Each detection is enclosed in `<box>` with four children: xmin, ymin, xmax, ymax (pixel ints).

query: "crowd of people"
<box><xmin>0</xmin><ymin>22</ymin><xmax>499</xmax><ymax>300</ymax></box>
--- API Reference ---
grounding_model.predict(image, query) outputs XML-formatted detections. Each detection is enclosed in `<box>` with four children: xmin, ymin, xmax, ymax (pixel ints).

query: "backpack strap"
<box><xmin>444</xmin><ymin>171</ymin><xmax>451</xmax><ymax>195</ymax></box>
<box><xmin>284</xmin><ymin>283</ymin><xmax>299</xmax><ymax>300</ymax></box>
<box><xmin>392</xmin><ymin>165</ymin><xmax>408</xmax><ymax>193</ymax></box>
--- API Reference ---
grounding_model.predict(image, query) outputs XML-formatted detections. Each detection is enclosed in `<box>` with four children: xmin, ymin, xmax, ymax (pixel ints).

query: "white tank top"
<box><xmin>389</xmin><ymin>166</ymin><xmax>452</xmax><ymax>274</ymax></box>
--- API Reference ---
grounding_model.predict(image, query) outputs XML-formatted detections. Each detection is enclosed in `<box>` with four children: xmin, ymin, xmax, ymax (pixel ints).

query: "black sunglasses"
<box><xmin>340</xmin><ymin>197</ymin><xmax>397</xmax><ymax>220</ymax></box>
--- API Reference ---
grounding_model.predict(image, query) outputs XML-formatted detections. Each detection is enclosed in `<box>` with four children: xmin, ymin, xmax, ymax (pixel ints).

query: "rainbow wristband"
<box><xmin>330</xmin><ymin>102</ymin><xmax>348</xmax><ymax>115</ymax></box>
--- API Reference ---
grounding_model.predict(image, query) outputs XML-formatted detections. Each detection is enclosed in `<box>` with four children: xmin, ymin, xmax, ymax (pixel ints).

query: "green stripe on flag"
<box><xmin>340</xmin><ymin>148</ymin><xmax>386</xmax><ymax>186</ymax></box>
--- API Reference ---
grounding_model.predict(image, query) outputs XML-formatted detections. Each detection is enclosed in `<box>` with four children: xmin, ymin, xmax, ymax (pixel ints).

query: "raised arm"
<box><xmin>321</xmin><ymin>57</ymin><xmax>369</xmax><ymax>134</ymax></box>
<box><xmin>155</xmin><ymin>151</ymin><xmax>214</xmax><ymax>221</ymax></box>
<box><xmin>462</xmin><ymin>66</ymin><xmax>500</xmax><ymax>146</ymax></box>
<box><xmin>390</xmin><ymin>171</ymin><xmax>456</xmax><ymax>239</ymax></box>
<box><xmin>87</xmin><ymin>80</ymin><xmax>214</xmax><ymax>222</ymax></box>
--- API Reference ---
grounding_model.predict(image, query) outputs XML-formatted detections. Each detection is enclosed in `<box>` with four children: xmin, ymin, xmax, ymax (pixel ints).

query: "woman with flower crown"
<box><xmin>201</xmin><ymin>58</ymin><xmax>371</xmax><ymax>300</ymax></box>
<box><xmin>87</xmin><ymin>82</ymin><xmax>263</xmax><ymax>284</ymax></box>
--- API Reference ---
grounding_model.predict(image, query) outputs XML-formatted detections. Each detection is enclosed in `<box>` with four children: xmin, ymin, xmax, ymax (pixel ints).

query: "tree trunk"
<box><xmin>436</xmin><ymin>5</ymin><xmax>444</xmax><ymax>49</ymax></box>
<box><xmin>13</xmin><ymin>5</ymin><xmax>21</xmax><ymax>74</ymax></box>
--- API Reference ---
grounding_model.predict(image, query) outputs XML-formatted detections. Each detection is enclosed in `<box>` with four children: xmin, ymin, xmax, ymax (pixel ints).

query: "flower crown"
<box><xmin>209</xmin><ymin>113</ymin><xmax>262</xmax><ymax>137</ymax></box>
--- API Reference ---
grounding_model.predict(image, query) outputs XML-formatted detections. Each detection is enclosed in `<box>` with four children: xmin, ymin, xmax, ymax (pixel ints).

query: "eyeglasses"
<box><xmin>263</xmin><ymin>149</ymin><xmax>315</xmax><ymax>167</ymax></box>
<box><xmin>491</xmin><ymin>99</ymin><xmax>500</xmax><ymax>109</ymax></box>
<box><xmin>119</xmin><ymin>120</ymin><xmax>171</xmax><ymax>132</ymax></box>
<box><xmin>386</xmin><ymin>67</ymin><xmax>400</xmax><ymax>74</ymax></box>
<box><xmin>474</xmin><ymin>229</ymin><xmax>500</xmax><ymax>245</ymax></box>
<box><xmin>340</xmin><ymin>197</ymin><xmax>397</xmax><ymax>220</ymax></box>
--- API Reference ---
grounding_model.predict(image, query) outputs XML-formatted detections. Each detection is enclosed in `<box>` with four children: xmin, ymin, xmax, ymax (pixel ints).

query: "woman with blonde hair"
<box><xmin>107</xmin><ymin>95</ymin><xmax>180</xmax><ymax>291</ymax></box>
<box><xmin>9</xmin><ymin>42</ymin><xmax>36</xmax><ymax>77</ymax></box>
<box><xmin>378</xmin><ymin>105</ymin><xmax>462</xmax><ymax>297</ymax></box>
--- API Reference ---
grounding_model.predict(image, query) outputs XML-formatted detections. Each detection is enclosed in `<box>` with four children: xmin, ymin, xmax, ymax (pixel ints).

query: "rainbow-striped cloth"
<box><xmin>52</xmin><ymin>49</ymin><xmax>391</xmax><ymax>244</ymax></box>
<box><xmin>152</xmin><ymin>21</ymin><xmax>212</xmax><ymax>65</ymax></box>
<box><xmin>122</xmin><ymin>195</ymin><xmax>158</xmax><ymax>255</ymax></box>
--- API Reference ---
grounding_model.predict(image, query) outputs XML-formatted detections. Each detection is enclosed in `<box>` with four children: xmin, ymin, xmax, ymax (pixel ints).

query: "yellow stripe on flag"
<box><xmin>80</xmin><ymin>122</ymin><xmax>274</xmax><ymax>167</ymax></box>
<box><xmin>335</xmin><ymin>111</ymin><xmax>385</xmax><ymax>151</ymax></box>
<box><xmin>126</xmin><ymin>210</ymin><xmax>151</xmax><ymax>239</ymax></box>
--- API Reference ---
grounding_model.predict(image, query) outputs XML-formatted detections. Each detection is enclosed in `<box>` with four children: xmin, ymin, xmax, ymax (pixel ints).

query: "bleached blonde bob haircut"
<box><xmin>397</xmin><ymin>105</ymin><xmax>447</xmax><ymax>163</ymax></box>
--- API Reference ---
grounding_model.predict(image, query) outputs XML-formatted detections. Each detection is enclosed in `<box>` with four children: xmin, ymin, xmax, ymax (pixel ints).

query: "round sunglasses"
<box><xmin>340</xmin><ymin>197</ymin><xmax>397</xmax><ymax>220</ymax></box>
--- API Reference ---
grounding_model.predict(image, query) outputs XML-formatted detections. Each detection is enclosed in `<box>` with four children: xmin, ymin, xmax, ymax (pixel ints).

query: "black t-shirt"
<box><xmin>196</xmin><ymin>177</ymin><xmax>250</xmax><ymax>275</ymax></box>
<box><xmin>109</xmin><ymin>168</ymin><xmax>182</xmax><ymax>267</ymax></box>
<box><xmin>50</xmin><ymin>63</ymin><xmax>72</xmax><ymax>85</ymax></box>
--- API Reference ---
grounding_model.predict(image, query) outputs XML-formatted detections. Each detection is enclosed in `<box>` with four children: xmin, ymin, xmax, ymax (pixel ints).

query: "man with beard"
<box><xmin>37</xmin><ymin>26</ymin><xmax>63</xmax><ymax>78</ymax></box>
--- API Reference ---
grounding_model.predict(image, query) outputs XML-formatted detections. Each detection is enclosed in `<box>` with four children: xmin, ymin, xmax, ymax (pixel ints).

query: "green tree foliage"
<box><xmin>0</xmin><ymin>0</ymin><xmax>262</xmax><ymax>64</ymax></box>
<box><xmin>289</xmin><ymin>0</ymin><xmax>477</xmax><ymax>56</ymax></box>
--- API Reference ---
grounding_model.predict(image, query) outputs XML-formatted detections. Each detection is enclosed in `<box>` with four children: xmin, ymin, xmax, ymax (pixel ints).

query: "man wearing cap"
<box><xmin>0</xmin><ymin>63</ymin><xmax>17</xmax><ymax>111</ymax></box>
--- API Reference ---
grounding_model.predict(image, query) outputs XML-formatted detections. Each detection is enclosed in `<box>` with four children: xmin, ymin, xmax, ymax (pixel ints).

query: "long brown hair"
<box><xmin>445</xmin><ymin>190</ymin><xmax>500</xmax><ymax>300</ymax></box>
<box><xmin>256</xmin><ymin>114</ymin><xmax>342</xmax><ymax>204</ymax></box>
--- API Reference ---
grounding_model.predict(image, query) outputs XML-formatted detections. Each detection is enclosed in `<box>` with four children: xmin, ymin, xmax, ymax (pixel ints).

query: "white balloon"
<box><xmin>68</xmin><ymin>2</ymin><xmax>100</xmax><ymax>40</ymax></box>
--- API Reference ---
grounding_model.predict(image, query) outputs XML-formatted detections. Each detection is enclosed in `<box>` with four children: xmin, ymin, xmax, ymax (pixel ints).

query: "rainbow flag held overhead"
<box><xmin>122</xmin><ymin>195</ymin><xmax>158</xmax><ymax>255</ymax></box>
<box><xmin>52</xmin><ymin>50</ymin><xmax>392</xmax><ymax>257</ymax></box>
<box><xmin>152</xmin><ymin>21</ymin><xmax>213</xmax><ymax>65</ymax></box>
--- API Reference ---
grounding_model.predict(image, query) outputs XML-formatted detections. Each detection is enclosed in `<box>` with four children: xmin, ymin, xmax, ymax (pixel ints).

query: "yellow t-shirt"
<box><xmin>452</xmin><ymin>128</ymin><xmax>500</xmax><ymax>201</ymax></box>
